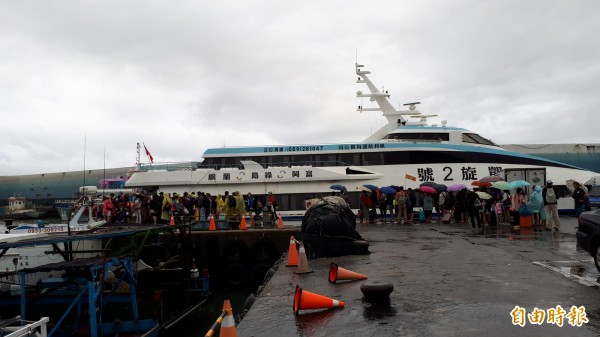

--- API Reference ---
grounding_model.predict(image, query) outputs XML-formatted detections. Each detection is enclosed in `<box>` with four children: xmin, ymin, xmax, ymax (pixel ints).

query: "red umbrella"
<box><xmin>479</xmin><ymin>175</ymin><xmax>504</xmax><ymax>183</ymax></box>
<box><xmin>471</xmin><ymin>180</ymin><xmax>492</xmax><ymax>188</ymax></box>
<box><xmin>418</xmin><ymin>186</ymin><xmax>437</xmax><ymax>194</ymax></box>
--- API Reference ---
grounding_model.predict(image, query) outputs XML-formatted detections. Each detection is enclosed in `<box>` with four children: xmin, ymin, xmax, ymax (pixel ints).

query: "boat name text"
<box><xmin>263</xmin><ymin>144</ymin><xmax>385</xmax><ymax>153</ymax></box>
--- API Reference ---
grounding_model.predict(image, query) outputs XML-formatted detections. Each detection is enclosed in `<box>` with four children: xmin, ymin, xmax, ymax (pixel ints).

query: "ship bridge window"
<box><xmin>462</xmin><ymin>133</ymin><xmax>497</xmax><ymax>146</ymax></box>
<box><xmin>384</xmin><ymin>132</ymin><xmax>449</xmax><ymax>142</ymax></box>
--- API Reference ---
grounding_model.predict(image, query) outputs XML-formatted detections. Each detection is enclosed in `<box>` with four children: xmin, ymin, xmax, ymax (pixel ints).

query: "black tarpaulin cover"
<box><xmin>298</xmin><ymin>196</ymin><xmax>370</xmax><ymax>259</ymax></box>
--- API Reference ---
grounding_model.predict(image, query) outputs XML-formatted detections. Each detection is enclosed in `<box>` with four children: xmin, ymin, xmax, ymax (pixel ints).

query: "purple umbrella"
<box><xmin>447</xmin><ymin>183</ymin><xmax>466</xmax><ymax>192</ymax></box>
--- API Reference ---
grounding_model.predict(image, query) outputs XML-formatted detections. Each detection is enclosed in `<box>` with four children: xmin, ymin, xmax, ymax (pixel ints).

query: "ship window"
<box><xmin>462</xmin><ymin>133</ymin><xmax>497</xmax><ymax>146</ymax></box>
<box><xmin>384</xmin><ymin>133</ymin><xmax>449</xmax><ymax>141</ymax></box>
<box><xmin>363</xmin><ymin>152</ymin><xmax>384</xmax><ymax>165</ymax></box>
<box><xmin>338</xmin><ymin>153</ymin><xmax>360</xmax><ymax>166</ymax></box>
<box><xmin>292</xmin><ymin>154</ymin><xmax>312</xmax><ymax>165</ymax></box>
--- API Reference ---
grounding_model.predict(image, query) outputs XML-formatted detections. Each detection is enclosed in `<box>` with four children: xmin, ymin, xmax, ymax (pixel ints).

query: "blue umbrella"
<box><xmin>433</xmin><ymin>184</ymin><xmax>448</xmax><ymax>192</ymax></box>
<box><xmin>363</xmin><ymin>184</ymin><xmax>379</xmax><ymax>191</ymax></box>
<box><xmin>379</xmin><ymin>186</ymin><xmax>397</xmax><ymax>194</ymax></box>
<box><xmin>330</xmin><ymin>184</ymin><xmax>347</xmax><ymax>192</ymax></box>
<box><xmin>509</xmin><ymin>180</ymin><xmax>530</xmax><ymax>189</ymax></box>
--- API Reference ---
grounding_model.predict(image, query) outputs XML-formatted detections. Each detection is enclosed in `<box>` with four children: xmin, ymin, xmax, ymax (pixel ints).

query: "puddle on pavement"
<box><xmin>533</xmin><ymin>260</ymin><xmax>600</xmax><ymax>287</ymax></box>
<box><xmin>363</xmin><ymin>300</ymin><xmax>397</xmax><ymax>320</ymax></box>
<box><xmin>294</xmin><ymin>308</ymin><xmax>338</xmax><ymax>335</ymax></box>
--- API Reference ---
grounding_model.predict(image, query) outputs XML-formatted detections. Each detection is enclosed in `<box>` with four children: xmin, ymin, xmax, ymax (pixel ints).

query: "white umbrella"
<box><xmin>476</xmin><ymin>191</ymin><xmax>492</xmax><ymax>200</ymax></box>
<box><xmin>566</xmin><ymin>179</ymin><xmax>588</xmax><ymax>193</ymax></box>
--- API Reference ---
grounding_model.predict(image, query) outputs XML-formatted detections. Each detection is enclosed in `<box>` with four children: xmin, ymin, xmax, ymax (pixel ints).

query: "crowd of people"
<box><xmin>92</xmin><ymin>190</ymin><xmax>278</xmax><ymax>225</ymax></box>
<box><xmin>356</xmin><ymin>180</ymin><xmax>592</xmax><ymax>232</ymax></box>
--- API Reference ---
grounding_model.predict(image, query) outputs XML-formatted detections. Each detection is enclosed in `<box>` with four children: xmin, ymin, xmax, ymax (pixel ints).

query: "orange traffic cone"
<box><xmin>239</xmin><ymin>215</ymin><xmax>247</xmax><ymax>230</ymax></box>
<box><xmin>209</xmin><ymin>214</ymin><xmax>216</xmax><ymax>231</ymax></box>
<box><xmin>219</xmin><ymin>299</ymin><xmax>238</xmax><ymax>337</ymax></box>
<box><xmin>169</xmin><ymin>215</ymin><xmax>175</xmax><ymax>226</ymax></box>
<box><xmin>293</xmin><ymin>242</ymin><xmax>313</xmax><ymax>274</ymax></box>
<box><xmin>277</xmin><ymin>214</ymin><xmax>284</xmax><ymax>229</ymax></box>
<box><xmin>293</xmin><ymin>285</ymin><xmax>345</xmax><ymax>315</ymax></box>
<box><xmin>286</xmin><ymin>236</ymin><xmax>299</xmax><ymax>267</ymax></box>
<box><xmin>328</xmin><ymin>263</ymin><xmax>368</xmax><ymax>284</ymax></box>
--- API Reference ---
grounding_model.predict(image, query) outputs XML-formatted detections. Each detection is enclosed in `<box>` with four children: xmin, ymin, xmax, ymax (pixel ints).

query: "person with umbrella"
<box><xmin>396</xmin><ymin>186</ymin><xmax>409</xmax><ymax>224</ymax></box>
<box><xmin>422</xmin><ymin>192</ymin><xmax>434</xmax><ymax>223</ymax></box>
<box><xmin>465</xmin><ymin>188</ymin><xmax>482</xmax><ymax>228</ymax></box>
<box><xmin>542</xmin><ymin>180</ymin><xmax>560</xmax><ymax>231</ymax></box>
<box><xmin>572</xmin><ymin>181</ymin><xmax>587</xmax><ymax>217</ymax></box>
<box><xmin>359</xmin><ymin>190</ymin><xmax>373</xmax><ymax>224</ymax></box>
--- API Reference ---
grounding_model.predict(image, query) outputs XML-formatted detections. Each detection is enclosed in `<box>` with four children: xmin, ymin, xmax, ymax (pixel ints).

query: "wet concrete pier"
<box><xmin>238</xmin><ymin>217</ymin><xmax>600</xmax><ymax>336</ymax></box>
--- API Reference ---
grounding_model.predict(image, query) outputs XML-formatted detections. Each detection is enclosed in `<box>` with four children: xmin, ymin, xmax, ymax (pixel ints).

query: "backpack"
<box><xmin>444</xmin><ymin>193</ymin><xmax>455</xmax><ymax>209</ymax></box>
<box><xmin>228</xmin><ymin>196</ymin><xmax>236</xmax><ymax>208</ymax></box>
<box><xmin>396</xmin><ymin>192</ymin><xmax>407</xmax><ymax>205</ymax></box>
<box><xmin>545</xmin><ymin>188</ymin><xmax>557</xmax><ymax>204</ymax></box>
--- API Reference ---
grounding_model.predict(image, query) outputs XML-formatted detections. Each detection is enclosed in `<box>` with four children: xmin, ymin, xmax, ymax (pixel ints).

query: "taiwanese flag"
<box><xmin>144</xmin><ymin>144</ymin><xmax>154</xmax><ymax>163</ymax></box>
<box><xmin>405</xmin><ymin>174</ymin><xmax>417</xmax><ymax>182</ymax></box>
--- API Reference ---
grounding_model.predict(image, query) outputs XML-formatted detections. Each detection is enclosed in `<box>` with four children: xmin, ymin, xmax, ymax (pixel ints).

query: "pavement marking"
<box><xmin>533</xmin><ymin>260</ymin><xmax>600</xmax><ymax>288</ymax></box>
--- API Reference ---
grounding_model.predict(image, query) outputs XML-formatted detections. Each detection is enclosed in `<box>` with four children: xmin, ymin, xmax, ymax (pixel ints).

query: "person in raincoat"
<box><xmin>224</xmin><ymin>191</ymin><xmax>237</xmax><ymax>221</ymax></box>
<box><xmin>161</xmin><ymin>193</ymin><xmax>173</xmax><ymax>224</ymax></box>
<box><xmin>528</xmin><ymin>186</ymin><xmax>543</xmax><ymax>226</ymax></box>
<box><xmin>235</xmin><ymin>191</ymin><xmax>246</xmax><ymax>221</ymax></box>
<box><xmin>216</xmin><ymin>194</ymin><xmax>225</xmax><ymax>218</ymax></box>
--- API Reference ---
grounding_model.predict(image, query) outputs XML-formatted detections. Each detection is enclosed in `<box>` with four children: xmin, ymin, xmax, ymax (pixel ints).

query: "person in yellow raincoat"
<box><xmin>224</xmin><ymin>191</ymin><xmax>237</xmax><ymax>220</ymax></box>
<box><xmin>235</xmin><ymin>191</ymin><xmax>246</xmax><ymax>221</ymax></box>
<box><xmin>161</xmin><ymin>193</ymin><xmax>173</xmax><ymax>223</ymax></box>
<box><xmin>216</xmin><ymin>194</ymin><xmax>226</xmax><ymax>218</ymax></box>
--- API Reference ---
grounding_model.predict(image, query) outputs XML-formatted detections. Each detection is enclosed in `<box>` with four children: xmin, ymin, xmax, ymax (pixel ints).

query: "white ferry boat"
<box><xmin>125</xmin><ymin>63</ymin><xmax>600</xmax><ymax>213</ymax></box>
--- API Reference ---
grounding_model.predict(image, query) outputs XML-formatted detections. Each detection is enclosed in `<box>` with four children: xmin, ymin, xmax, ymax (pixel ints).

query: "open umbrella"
<box><xmin>476</xmin><ymin>191</ymin><xmax>492</xmax><ymax>200</ymax></box>
<box><xmin>434</xmin><ymin>184</ymin><xmax>448</xmax><ymax>192</ymax></box>
<box><xmin>379</xmin><ymin>186</ymin><xmax>397</xmax><ymax>194</ymax></box>
<box><xmin>363</xmin><ymin>184</ymin><xmax>379</xmax><ymax>191</ymax></box>
<box><xmin>418</xmin><ymin>186</ymin><xmax>437</xmax><ymax>194</ymax></box>
<box><xmin>419</xmin><ymin>182</ymin><xmax>437</xmax><ymax>188</ymax></box>
<box><xmin>509</xmin><ymin>180</ymin><xmax>530</xmax><ymax>189</ymax></box>
<box><xmin>471</xmin><ymin>180</ymin><xmax>492</xmax><ymax>188</ymax></box>
<box><xmin>330</xmin><ymin>184</ymin><xmax>347</xmax><ymax>192</ymax></box>
<box><xmin>356</xmin><ymin>186</ymin><xmax>372</xmax><ymax>192</ymax></box>
<box><xmin>447</xmin><ymin>184</ymin><xmax>466</xmax><ymax>192</ymax></box>
<box><xmin>479</xmin><ymin>175</ymin><xmax>504</xmax><ymax>183</ymax></box>
<box><xmin>566</xmin><ymin>179</ymin><xmax>588</xmax><ymax>193</ymax></box>
<box><xmin>389</xmin><ymin>185</ymin><xmax>402</xmax><ymax>191</ymax></box>
<box><xmin>492</xmin><ymin>181</ymin><xmax>513</xmax><ymax>190</ymax></box>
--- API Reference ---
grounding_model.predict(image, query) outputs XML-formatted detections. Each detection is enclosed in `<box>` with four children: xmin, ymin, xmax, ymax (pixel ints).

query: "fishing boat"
<box><xmin>2</xmin><ymin>197</ymin><xmax>39</xmax><ymax>219</ymax></box>
<box><xmin>124</xmin><ymin>63</ymin><xmax>600</xmax><ymax>213</ymax></box>
<box><xmin>6</xmin><ymin>196</ymin><xmax>106</xmax><ymax>235</ymax></box>
<box><xmin>55</xmin><ymin>177</ymin><xmax>135</xmax><ymax>221</ymax></box>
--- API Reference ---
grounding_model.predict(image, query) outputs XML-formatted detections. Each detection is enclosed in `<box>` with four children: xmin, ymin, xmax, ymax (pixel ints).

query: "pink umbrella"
<box><xmin>418</xmin><ymin>186</ymin><xmax>437</xmax><ymax>194</ymax></box>
<box><xmin>447</xmin><ymin>184</ymin><xmax>466</xmax><ymax>192</ymax></box>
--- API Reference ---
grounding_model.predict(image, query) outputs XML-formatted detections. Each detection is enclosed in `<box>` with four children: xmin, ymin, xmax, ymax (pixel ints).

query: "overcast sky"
<box><xmin>1</xmin><ymin>1</ymin><xmax>599</xmax><ymax>176</ymax></box>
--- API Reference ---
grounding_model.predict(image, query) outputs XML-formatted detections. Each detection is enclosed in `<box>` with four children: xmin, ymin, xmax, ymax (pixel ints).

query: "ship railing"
<box><xmin>0</xmin><ymin>316</ymin><xmax>49</xmax><ymax>337</ymax></box>
<box><xmin>139</xmin><ymin>160</ymin><xmax>353</xmax><ymax>172</ymax></box>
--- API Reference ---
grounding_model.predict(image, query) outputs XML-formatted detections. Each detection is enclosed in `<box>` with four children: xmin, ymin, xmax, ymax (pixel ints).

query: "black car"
<box><xmin>576</xmin><ymin>208</ymin><xmax>600</xmax><ymax>272</ymax></box>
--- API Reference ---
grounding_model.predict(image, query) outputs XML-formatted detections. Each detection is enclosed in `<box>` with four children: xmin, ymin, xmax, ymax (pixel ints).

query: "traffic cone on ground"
<box><xmin>293</xmin><ymin>242</ymin><xmax>313</xmax><ymax>274</ymax></box>
<box><xmin>169</xmin><ymin>215</ymin><xmax>175</xmax><ymax>226</ymax></box>
<box><xmin>219</xmin><ymin>299</ymin><xmax>238</xmax><ymax>337</ymax></box>
<box><xmin>277</xmin><ymin>214</ymin><xmax>284</xmax><ymax>229</ymax></box>
<box><xmin>293</xmin><ymin>285</ymin><xmax>345</xmax><ymax>315</ymax></box>
<box><xmin>286</xmin><ymin>236</ymin><xmax>299</xmax><ymax>267</ymax></box>
<box><xmin>239</xmin><ymin>215</ymin><xmax>247</xmax><ymax>230</ymax></box>
<box><xmin>209</xmin><ymin>214</ymin><xmax>216</xmax><ymax>231</ymax></box>
<box><xmin>328</xmin><ymin>263</ymin><xmax>368</xmax><ymax>284</ymax></box>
